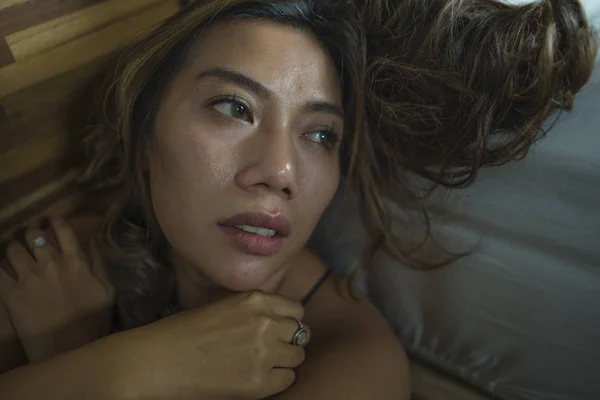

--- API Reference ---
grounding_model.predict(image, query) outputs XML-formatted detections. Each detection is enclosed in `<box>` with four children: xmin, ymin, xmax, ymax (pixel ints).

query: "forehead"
<box><xmin>181</xmin><ymin>19</ymin><xmax>343</xmax><ymax>103</ymax></box>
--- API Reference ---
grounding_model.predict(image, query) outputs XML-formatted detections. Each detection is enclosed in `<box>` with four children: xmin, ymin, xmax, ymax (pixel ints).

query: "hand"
<box><xmin>0</xmin><ymin>218</ymin><xmax>114</xmax><ymax>363</ymax></box>
<box><xmin>122</xmin><ymin>291</ymin><xmax>309</xmax><ymax>400</ymax></box>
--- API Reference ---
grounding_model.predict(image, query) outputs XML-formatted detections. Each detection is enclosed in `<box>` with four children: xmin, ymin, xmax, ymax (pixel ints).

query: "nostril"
<box><xmin>282</xmin><ymin>188</ymin><xmax>292</xmax><ymax>197</ymax></box>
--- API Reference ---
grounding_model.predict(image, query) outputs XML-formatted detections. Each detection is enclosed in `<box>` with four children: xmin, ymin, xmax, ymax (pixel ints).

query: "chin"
<box><xmin>214</xmin><ymin>258</ymin><xmax>284</xmax><ymax>292</ymax></box>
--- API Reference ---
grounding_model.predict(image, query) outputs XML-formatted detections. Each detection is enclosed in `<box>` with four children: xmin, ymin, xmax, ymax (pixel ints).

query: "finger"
<box><xmin>273</xmin><ymin>317</ymin><xmax>307</xmax><ymax>345</ymax></box>
<box><xmin>25</xmin><ymin>229</ymin><xmax>60</xmax><ymax>265</ymax></box>
<box><xmin>264</xmin><ymin>368</ymin><xmax>296</xmax><ymax>398</ymax></box>
<box><xmin>270</xmin><ymin>343</ymin><xmax>306</xmax><ymax>369</ymax></box>
<box><xmin>51</xmin><ymin>218</ymin><xmax>83</xmax><ymax>256</ymax></box>
<box><xmin>247</xmin><ymin>292</ymin><xmax>305</xmax><ymax>321</ymax></box>
<box><xmin>0</xmin><ymin>261</ymin><xmax>16</xmax><ymax>295</ymax></box>
<box><xmin>5</xmin><ymin>242</ymin><xmax>36</xmax><ymax>280</ymax></box>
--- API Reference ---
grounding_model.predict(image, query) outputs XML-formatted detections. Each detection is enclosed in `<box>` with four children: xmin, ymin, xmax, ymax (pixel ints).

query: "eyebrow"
<box><xmin>197</xmin><ymin>67</ymin><xmax>271</xmax><ymax>98</ymax></box>
<box><xmin>197</xmin><ymin>67</ymin><xmax>345</xmax><ymax>120</ymax></box>
<box><xmin>306</xmin><ymin>102</ymin><xmax>344</xmax><ymax>120</ymax></box>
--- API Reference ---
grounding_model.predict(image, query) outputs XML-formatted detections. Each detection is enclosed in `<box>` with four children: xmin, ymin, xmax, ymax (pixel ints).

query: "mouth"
<box><xmin>218</xmin><ymin>212</ymin><xmax>291</xmax><ymax>256</ymax></box>
<box><xmin>233</xmin><ymin>225</ymin><xmax>278</xmax><ymax>238</ymax></box>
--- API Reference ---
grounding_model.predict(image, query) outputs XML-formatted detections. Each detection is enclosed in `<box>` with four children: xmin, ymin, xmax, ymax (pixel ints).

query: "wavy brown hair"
<box><xmin>80</xmin><ymin>0</ymin><xmax>597</xmax><ymax>330</ymax></box>
<box><xmin>355</xmin><ymin>0</ymin><xmax>597</xmax><ymax>265</ymax></box>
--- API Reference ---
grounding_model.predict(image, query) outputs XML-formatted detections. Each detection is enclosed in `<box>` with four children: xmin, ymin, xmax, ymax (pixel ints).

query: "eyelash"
<box><xmin>206</xmin><ymin>95</ymin><xmax>342</xmax><ymax>151</ymax></box>
<box><xmin>207</xmin><ymin>95</ymin><xmax>254</xmax><ymax>123</ymax></box>
<box><xmin>305</xmin><ymin>125</ymin><xmax>341</xmax><ymax>151</ymax></box>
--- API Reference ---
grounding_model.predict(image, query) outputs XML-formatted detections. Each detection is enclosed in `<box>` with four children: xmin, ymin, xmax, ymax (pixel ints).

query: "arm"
<box><xmin>0</xmin><ymin>330</ymin><xmax>134</xmax><ymax>400</ymax></box>
<box><xmin>273</xmin><ymin>253</ymin><xmax>411</xmax><ymax>400</ymax></box>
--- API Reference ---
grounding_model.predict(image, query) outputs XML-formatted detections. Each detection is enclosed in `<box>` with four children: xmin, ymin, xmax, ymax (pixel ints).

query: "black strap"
<box><xmin>301</xmin><ymin>269</ymin><xmax>332</xmax><ymax>305</ymax></box>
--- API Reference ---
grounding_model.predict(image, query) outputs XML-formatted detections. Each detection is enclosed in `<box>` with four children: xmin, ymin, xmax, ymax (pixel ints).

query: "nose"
<box><xmin>235</xmin><ymin>127</ymin><xmax>299</xmax><ymax>200</ymax></box>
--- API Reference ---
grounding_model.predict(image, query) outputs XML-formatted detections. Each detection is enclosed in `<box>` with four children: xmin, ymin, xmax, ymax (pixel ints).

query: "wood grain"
<box><xmin>0</xmin><ymin>0</ymin><xmax>106</xmax><ymax>36</ymax></box>
<box><xmin>0</xmin><ymin>0</ymin><xmax>179</xmax><ymax>97</ymax></box>
<box><xmin>0</xmin><ymin>36</ymin><xmax>13</xmax><ymax>66</ymax></box>
<box><xmin>6</xmin><ymin>0</ymin><xmax>166</xmax><ymax>61</ymax></box>
<box><xmin>0</xmin><ymin>0</ymin><xmax>180</xmax><ymax>237</ymax></box>
<box><xmin>0</xmin><ymin>0</ymin><xmax>27</xmax><ymax>11</ymax></box>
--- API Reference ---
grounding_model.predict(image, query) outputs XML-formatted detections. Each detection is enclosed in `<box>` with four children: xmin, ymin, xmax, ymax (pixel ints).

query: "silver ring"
<box><xmin>32</xmin><ymin>236</ymin><xmax>48</xmax><ymax>249</ymax></box>
<box><xmin>291</xmin><ymin>319</ymin><xmax>309</xmax><ymax>346</ymax></box>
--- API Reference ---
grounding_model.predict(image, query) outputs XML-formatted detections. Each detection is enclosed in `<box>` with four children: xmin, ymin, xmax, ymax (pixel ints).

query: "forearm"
<box><xmin>22</xmin><ymin>307</ymin><xmax>114</xmax><ymax>364</ymax></box>
<box><xmin>0</xmin><ymin>333</ymin><xmax>130</xmax><ymax>400</ymax></box>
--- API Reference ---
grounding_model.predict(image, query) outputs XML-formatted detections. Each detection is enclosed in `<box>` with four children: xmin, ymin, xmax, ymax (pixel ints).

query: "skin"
<box><xmin>0</xmin><ymin>21</ymin><xmax>411</xmax><ymax>399</ymax></box>
<box><xmin>149</xmin><ymin>21</ymin><xmax>344</xmax><ymax>306</ymax></box>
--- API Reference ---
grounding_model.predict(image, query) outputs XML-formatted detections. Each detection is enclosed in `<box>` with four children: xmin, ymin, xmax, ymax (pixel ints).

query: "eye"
<box><xmin>208</xmin><ymin>96</ymin><xmax>253</xmax><ymax>123</ymax></box>
<box><xmin>303</xmin><ymin>128</ymin><xmax>340</xmax><ymax>150</ymax></box>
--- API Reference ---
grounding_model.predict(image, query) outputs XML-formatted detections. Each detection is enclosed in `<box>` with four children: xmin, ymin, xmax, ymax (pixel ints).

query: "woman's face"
<box><xmin>148</xmin><ymin>20</ymin><xmax>344</xmax><ymax>291</ymax></box>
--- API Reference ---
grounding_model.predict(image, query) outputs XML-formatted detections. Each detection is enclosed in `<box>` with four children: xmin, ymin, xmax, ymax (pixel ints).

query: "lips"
<box><xmin>219</xmin><ymin>212</ymin><xmax>291</xmax><ymax>237</ymax></box>
<box><xmin>218</xmin><ymin>212</ymin><xmax>291</xmax><ymax>256</ymax></box>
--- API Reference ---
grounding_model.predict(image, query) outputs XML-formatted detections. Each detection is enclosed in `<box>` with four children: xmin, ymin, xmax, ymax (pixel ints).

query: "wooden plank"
<box><xmin>0</xmin><ymin>0</ymin><xmax>26</xmax><ymax>11</ymax></box>
<box><xmin>7</xmin><ymin>0</ymin><xmax>163</xmax><ymax>61</ymax></box>
<box><xmin>0</xmin><ymin>37</ymin><xmax>14</xmax><ymax>67</ymax></box>
<box><xmin>0</xmin><ymin>170</ymin><xmax>79</xmax><ymax>223</ymax></box>
<box><xmin>0</xmin><ymin>119</ymin><xmax>72</xmax><ymax>182</ymax></box>
<box><xmin>0</xmin><ymin>155</ymin><xmax>76</xmax><ymax>211</ymax></box>
<box><xmin>0</xmin><ymin>104</ymin><xmax>7</xmax><ymax>124</ymax></box>
<box><xmin>0</xmin><ymin>0</ymin><xmax>106</xmax><ymax>37</ymax></box>
<box><xmin>0</xmin><ymin>55</ymin><xmax>108</xmax><ymax>124</ymax></box>
<box><xmin>0</xmin><ymin>0</ymin><xmax>179</xmax><ymax>97</ymax></box>
<box><xmin>0</xmin><ymin>107</ymin><xmax>72</xmax><ymax>154</ymax></box>
<box><xmin>0</xmin><ymin>37</ymin><xmax>15</xmax><ymax>68</ymax></box>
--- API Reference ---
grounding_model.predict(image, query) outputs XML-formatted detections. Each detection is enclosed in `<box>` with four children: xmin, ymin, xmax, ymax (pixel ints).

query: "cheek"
<box><xmin>149</xmin><ymin>136</ymin><xmax>205</xmax><ymax>199</ymax></box>
<box><xmin>299</xmin><ymin>156</ymin><xmax>340</xmax><ymax>224</ymax></box>
<box><xmin>149</xmin><ymin>122</ymin><xmax>235</xmax><ymax>191</ymax></box>
<box><xmin>147</xmin><ymin>128</ymin><xmax>230</xmax><ymax>227</ymax></box>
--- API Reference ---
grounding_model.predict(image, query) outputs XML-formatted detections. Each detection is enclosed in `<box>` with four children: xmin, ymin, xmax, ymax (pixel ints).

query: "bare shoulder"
<box><xmin>286</xmin><ymin>250</ymin><xmax>411</xmax><ymax>399</ymax></box>
<box><xmin>286</xmin><ymin>250</ymin><xmax>406</xmax><ymax>352</ymax></box>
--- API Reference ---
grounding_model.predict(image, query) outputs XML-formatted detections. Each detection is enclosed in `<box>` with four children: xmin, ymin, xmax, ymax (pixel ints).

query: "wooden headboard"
<box><xmin>0</xmin><ymin>0</ymin><xmax>182</xmax><ymax>243</ymax></box>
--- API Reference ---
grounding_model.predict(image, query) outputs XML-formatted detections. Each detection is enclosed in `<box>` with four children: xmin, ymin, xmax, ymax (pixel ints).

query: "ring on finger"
<box><xmin>32</xmin><ymin>236</ymin><xmax>48</xmax><ymax>249</ymax></box>
<box><xmin>290</xmin><ymin>318</ymin><xmax>309</xmax><ymax>346</ymax></box>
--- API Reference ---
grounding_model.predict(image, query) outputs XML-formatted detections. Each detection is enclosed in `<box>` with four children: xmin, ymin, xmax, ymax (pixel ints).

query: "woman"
<box><xmin>0</xmin><ymin>0</ymin><xmax>596</xmax><ymax>398</ymax></box>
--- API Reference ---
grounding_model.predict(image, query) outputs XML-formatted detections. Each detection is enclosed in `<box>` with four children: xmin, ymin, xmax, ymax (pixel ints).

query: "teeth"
<box><xmin>235</xmin><ymin>225</ymin><xmax>277</xmax><ymax>238</ymax></box>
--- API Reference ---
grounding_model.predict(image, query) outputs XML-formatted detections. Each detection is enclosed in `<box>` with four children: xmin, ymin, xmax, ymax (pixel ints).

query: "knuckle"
<box><xmin>256</xmin><ymin>315</ymin><xmax>274</xmax><ymax>335</ymax></box>
<box><xmin>245</xmin><ymin>291</ymin><xmax>266</xmax><ymax>308</ymax></box>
